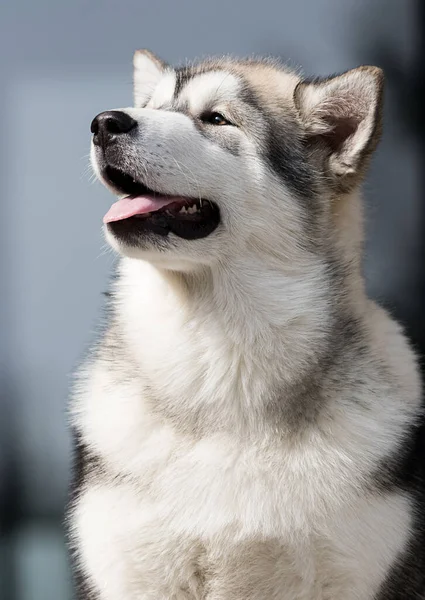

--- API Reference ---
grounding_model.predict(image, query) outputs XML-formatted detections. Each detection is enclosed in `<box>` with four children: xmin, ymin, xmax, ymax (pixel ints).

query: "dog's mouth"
<box><xmin>102</xmin><ymin>166</ymin><xmax>220</xmax><ymax>241</ymax></box>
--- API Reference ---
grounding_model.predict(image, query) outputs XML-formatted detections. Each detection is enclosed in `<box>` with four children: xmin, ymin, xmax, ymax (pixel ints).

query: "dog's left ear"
<box><xmin>294</xmin><ymin>66</ymin><xmax>384</xmax><ymax>190</ymax></box>
<box><xmin>133</xmin><ymin>49</ymin><xmax>168</xmax><ymax>107</ymax></box>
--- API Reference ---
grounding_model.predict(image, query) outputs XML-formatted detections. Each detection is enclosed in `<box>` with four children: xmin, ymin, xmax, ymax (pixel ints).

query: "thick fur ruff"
<box><xmin>68</xmin><ymin>53</ymin><xmax>424</xmax><ymax>599</ymax></box>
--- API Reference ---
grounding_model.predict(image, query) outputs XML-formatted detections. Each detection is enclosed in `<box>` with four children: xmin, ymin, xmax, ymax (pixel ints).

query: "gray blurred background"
<box><xmin>0</xmin><ymin>1</ymin><xmax>424</xmax><ymax>598</ymax></box>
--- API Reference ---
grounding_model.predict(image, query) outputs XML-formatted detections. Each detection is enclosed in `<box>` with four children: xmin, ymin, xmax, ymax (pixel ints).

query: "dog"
<box><xmin>68</xmin><ymin>50</ymin><xmax>425</xmax><ymax>599</ymax></box>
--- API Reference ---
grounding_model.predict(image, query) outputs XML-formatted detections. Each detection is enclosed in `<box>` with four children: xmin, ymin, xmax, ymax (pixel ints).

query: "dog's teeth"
<box><xmin>179</xmin><ymin>206</ymin><xmax>187</xmax><ymax>214</ymax></box>
<box><xmin>188</xmin><ymin>205</ymin><xmax>197</xmax><ymax>214</ymax></box>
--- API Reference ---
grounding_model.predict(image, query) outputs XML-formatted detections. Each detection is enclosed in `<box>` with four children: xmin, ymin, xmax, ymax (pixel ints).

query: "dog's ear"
<box><xmin>133</xmin><ymin>49</ymin><xmax>168</xmax><ymax>107</ymax></box>
<box><xmin>294</xmin><ymin>66</ymin><xmax>384</xmax><ymax>191</ymax></box>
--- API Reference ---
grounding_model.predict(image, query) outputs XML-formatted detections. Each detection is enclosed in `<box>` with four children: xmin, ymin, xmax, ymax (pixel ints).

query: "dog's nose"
<box><xmin>91</xmin><ymin>111</ymin><xmax>137</xmax><ymax>147</ymax></box>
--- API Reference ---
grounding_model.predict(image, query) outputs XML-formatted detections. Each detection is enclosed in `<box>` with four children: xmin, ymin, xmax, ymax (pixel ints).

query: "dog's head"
<box><xmin>91</xmin><ymin>51</ymin><xmax>383</xmax><ymax>270</ymax></box>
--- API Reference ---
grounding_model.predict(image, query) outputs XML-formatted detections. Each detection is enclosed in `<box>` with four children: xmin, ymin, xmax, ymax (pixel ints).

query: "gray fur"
<box><xmin>68</xmin><ymin>53</ymin><xmax>424</xmax><ymax>599</ymax></box>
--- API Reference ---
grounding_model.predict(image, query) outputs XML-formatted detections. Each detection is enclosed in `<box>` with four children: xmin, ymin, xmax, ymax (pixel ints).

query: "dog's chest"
<box><xmin>74</xmin><ymin>433</ymin><xmax>330</xmax><ymax>600</ymax></box>
<box><xmin>73</xmin><ymin>363</ymin><xmax>411</xmax><ymax>600</ymax></box>
<box><xmin>74</xmin><ymin>429</ymin><xmax>408</xmax><ymax>600</ymax></box>
<box><xmin>75</xmin><ymin>478</ymin><xmax>328</xmax><ymax>600</ymax></box>
<box><xmin>76</xmin><ymin>364</ymin><xmax>355</xmax><ymax>540</ymax></box>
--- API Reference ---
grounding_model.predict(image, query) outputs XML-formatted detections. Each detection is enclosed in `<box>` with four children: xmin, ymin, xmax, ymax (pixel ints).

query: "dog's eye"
<box><xmin>201</xmin><ymin>112</ymin><xmax>231</xmax><ymax>126</ymax></box>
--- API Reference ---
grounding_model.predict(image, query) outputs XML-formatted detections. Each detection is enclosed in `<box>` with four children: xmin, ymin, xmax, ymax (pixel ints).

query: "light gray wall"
<box><xmin>0</xmin><ymin>0</ymin><xmax>420</xmax><ymax>515</ymax></box>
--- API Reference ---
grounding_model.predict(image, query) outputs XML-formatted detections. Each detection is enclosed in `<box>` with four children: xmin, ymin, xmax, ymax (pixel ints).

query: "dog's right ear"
<box><xmin>133</xmin><ymin>49</ymin><xmax>168</xmax><ymax>107</ymax></box>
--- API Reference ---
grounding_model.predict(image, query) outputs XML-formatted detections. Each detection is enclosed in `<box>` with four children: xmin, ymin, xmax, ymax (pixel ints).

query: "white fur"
<box><xmin>71</xmin><ymin>257</ymin><xmax>421</xmax><ymax>599</ymax></box>
<box><xmin>180</xmin><ymin>72</ymin><xmax>241</xmax><ymax>113</ymax></box>
<box><xmin>74</xmin><ymin>476</ymin><xmax>411</xmax><ymax>599</ymax></box>
<box><xmin>71</xmin><ymin>60</ymin><xmax>423</xmax><ymax>599</ymax></box>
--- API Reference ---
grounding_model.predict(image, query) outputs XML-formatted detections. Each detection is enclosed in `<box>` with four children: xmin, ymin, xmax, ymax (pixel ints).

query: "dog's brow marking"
<box><xmin>212</xmin><ymin>71</ymin><xmax>235</xmax><ymax>100</ymax></box>
<box><xmin>180</xmin><ymin>72</ymin><xmax>240</xmax><ymax>114</ymax></box>
<box><xmin>173</xmin><ymin>68</ymin><xmax>193</xmax><ymax>101</ymax></box>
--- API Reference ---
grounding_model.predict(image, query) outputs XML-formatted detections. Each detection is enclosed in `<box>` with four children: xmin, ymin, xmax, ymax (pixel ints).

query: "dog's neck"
<box><xmin>119</xmin><ymin>249</ymin><xmax>330</xmax><ymax>343</ymax></box>
<box><xmin>115</xmin><ymin>251</ymin><xmax>360</xmax><ymax>434</ymax></box>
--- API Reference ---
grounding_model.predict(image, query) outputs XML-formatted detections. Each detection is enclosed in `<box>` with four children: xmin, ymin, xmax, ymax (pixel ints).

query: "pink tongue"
<box><xmin>103</xmin><ymin>195</ymin><xmax>184</xmax><ymax>224</ymax></box>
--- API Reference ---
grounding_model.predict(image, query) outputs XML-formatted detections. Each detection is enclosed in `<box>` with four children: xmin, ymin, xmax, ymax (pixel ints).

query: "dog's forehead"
<box><xmin>233</xmin><ymin>62</ymin><xmax>301</xmax><ymax>113</ymax></box>
<box><xmin>148</xmin><ymin>69</ymin><xmax>241</xmax><ymax>111</ymax></box>
<box><xmin>146</xmin><ymin>59</ymin><xmax>301</xmax><ymax>121</ymax></box>
<box><xmin>179</xmin><ymin>71</ymin><xmax>241</xmax><ymax>112</ymax></box>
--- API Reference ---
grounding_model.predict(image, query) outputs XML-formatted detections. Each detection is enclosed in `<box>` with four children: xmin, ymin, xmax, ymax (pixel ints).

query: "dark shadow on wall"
<box><xmin>357</xmin><ymin>0</ymin><xmax>425</xmax><ymax>373</ymax></box>
<box><xmin>0</xmin><ymin>378</ymin><xmax>21</xmax><ymax>600</ymax></box>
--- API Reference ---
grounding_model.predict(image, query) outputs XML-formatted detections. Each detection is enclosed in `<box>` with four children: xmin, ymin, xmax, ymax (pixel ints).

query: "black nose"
<box><xmin>91</xmin><ymin>111</ymin><xmax>137</xmax><ymax>147</ymax></box>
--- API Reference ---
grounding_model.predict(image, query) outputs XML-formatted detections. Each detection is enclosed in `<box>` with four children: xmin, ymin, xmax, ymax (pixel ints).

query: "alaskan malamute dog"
<box><xmin>68</xmin><ymin>50</ymin><xmax>425</xmax><ymax>599</ymax></box>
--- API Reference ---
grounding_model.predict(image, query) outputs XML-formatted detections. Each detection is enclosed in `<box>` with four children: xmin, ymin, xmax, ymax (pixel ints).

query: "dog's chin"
<box><xmin>100</xmin><ymin>166</ymin><xmax>221</xmax><ymax>250</ymax></box>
